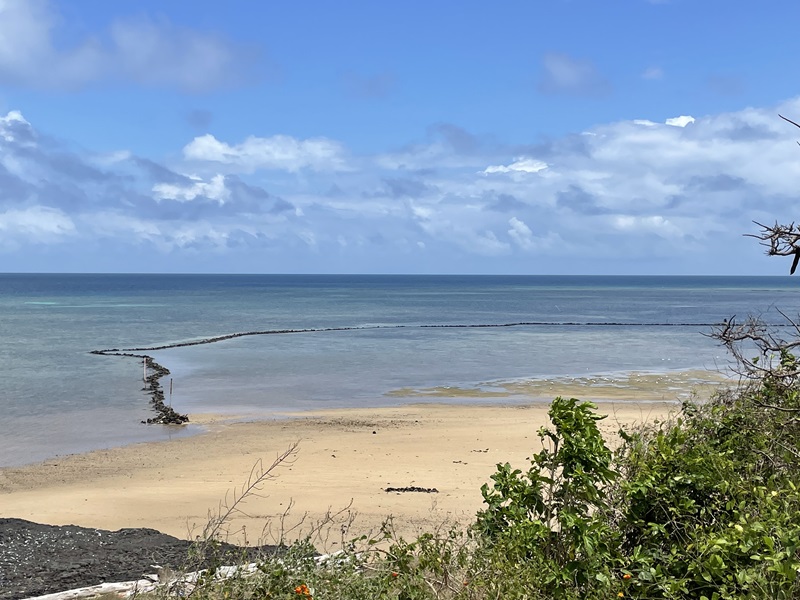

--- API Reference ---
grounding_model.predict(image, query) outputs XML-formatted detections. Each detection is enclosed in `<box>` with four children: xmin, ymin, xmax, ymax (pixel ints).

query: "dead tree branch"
<box><xmin>745</xmin><ymin>221</ymin><xmax>800</xmax><ymax>273</ymax></box>
<box><xmin>707</xmin><ymin>313</ymin><xmax>800</xmax><ymax>389</ymax></box>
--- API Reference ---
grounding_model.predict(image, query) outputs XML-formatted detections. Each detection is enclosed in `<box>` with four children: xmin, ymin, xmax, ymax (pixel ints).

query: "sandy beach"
<box><xmin>0</xmin><ymin>392</ymin><xmax>686</xmax><ymax>551</ymax></box>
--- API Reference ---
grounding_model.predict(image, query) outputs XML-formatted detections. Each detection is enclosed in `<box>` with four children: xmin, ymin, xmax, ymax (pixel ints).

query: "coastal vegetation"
<box><xmin>142</xmin><ymin>354</ymin><xmax>800</xmax><ymax>599</ymax></box>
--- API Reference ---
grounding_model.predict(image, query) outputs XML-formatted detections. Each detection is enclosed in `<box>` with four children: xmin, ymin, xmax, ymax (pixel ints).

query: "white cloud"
<box><xmin>4</xmin><ymin>98</ymin><xmax>800</xmax><ymax>273</ymax></box>
<box><xmin>153</xmin><ymin>174</ymin><xmax>230</xmax><ymax>203</ymax></box>
<box><xmin>507</xmin><ymin>217</ymin><xmax>561</xmax><ymax>252</ymax></box>
<box><xmin>0</xmin><ymin>0</ymin><xmax>254</xmax><ymax>91</ymax></box>
<box><xmin>183</xmin><ymin>134</ymin><xmax>348</xmax><ymax>173</ymax></box>
<box><xmin>0</xmin><ymin>206</ymin><xmax>74</xmax><ymax>238</ymax></box>
<box><xmin>665</xmin><ymin>115</ymin><xmax>696</xmax><ymax>127</ymax></box>
<box><xmin>87</xmin><ymin>212</ymin><xmax>163</xmax><ymax>245</ymax></box>
<box><xmin>482</xmin><ymin>158</ymin><xmax>548</xmax><ymax>175</ymax></box>
<box><xmin>0</xmin><ymin>110</ymin><xmax>33</xmax><ymax>142</ymax></box>
<box><xmin>471</xmin><ymin>230</ymin><xmax>510</xmax><ymax>256</ymax></box>
<box><xmin>612</xmin><ymin>215</ymin><xmax>683</xmax><ymax>238</ymax></box>
<box><xmin>91</xmin><ymin>150</ymin><xmax>132</xmax><ymax>166</ymax></box>
<box><xmin>508</xmin><ymin>216</ymin><xmax>535</xmax><ymax>249</ymax></box>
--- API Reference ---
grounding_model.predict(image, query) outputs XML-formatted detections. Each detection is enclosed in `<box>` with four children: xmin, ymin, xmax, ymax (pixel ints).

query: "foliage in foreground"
<box><xmin>147</xmin><ymin>364</ymin><xmax>800</xmax><ymax>600</ymax></box>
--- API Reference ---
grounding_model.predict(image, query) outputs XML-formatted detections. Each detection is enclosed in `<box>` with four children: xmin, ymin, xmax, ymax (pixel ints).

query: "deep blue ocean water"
<box><xmin>2</xmin><ymin>274</ymin><xmax>800</xmax><ymax>467</ymax></box>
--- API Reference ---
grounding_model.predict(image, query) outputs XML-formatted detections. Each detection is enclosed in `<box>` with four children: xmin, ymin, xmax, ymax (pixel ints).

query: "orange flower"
<box><xmin>294</xmin><ymin>584</ymin><xmax>311</xmax><ymax>596</ymax></box>
<box><xmin>623</xmin><ymin>573</ymin><xmax>632</xmax><ymax>580</ymax></box>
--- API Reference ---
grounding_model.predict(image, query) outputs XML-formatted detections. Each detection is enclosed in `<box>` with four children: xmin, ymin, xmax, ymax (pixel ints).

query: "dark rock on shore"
<box><xmin>0</xmin><ymin>518</ymin><xmax>279</xmax><ymax>600</ymax></box>
<box><xmin>384</xmin><ymin>486</ymin><xmax>439</xmax><ymax>493</ymax></box>
<box><xmin>140</xmin><ymin>356</ymin><xmax>189</xmax><ymax>425</ymax></box>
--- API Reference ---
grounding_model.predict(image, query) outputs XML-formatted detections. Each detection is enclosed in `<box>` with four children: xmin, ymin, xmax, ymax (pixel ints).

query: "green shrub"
<box><xmin>613</xmin><ymin>387</ymin><xmax>800</xmax><ymax>599</ymax></box>
<box><xmin>476</xmin><ymin>397</ymin><xmax>620</xmax><ymax>598</ymax></box>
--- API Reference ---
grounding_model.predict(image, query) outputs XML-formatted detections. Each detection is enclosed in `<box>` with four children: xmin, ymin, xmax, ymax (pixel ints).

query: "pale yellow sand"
<box><xmin>0</xmin><ymin>392</ymin><xmax>688</xmax><ymax>549</ymax></box>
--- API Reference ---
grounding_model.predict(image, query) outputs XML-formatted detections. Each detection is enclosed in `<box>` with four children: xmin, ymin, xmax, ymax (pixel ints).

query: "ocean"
<box><xmin>2</xmin><ymin>274</ymin><xmax>798</xmax><ymax>467</ymax></box>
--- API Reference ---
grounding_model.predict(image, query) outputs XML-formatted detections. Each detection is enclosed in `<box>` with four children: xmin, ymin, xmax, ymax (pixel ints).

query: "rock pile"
<box><xmin>0</xmin><ymin>518</ymin><xmax>278</xmax><ymax>600</ymax></box>
<box><xmin>89</xmin><ymin>350</ymin><xmax>189</xmax><ymax>425</ymax></box>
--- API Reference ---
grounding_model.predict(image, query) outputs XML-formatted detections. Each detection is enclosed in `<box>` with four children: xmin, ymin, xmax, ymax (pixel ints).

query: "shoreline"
<box><xmin>1</xmin><ymin>365</ymin><xmax>729</xmax><ymax>470</ymax></box>
<box><xmin>0</xmin><ymin>397</ymin><xmax>681</xmax><ymax>547</ymax></box>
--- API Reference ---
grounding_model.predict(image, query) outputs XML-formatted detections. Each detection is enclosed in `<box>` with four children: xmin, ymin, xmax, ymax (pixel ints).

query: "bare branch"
<box><xmin>202</xmin><ymin>442</ymin><xmax>299</xmax><ymax>543</ymax></box>
<box><xmin>708</xmin><ymin>314</ymin><xmax>800</xmax><ymax>391</ymax></box>
<box><xmin>779</xmin><ymin>113</ymin><xmax>800</xmax><ymax>130</ymax></box>
<box><xmin>751</xmin><ymin>398</ymin><xmax>800</xmax><ymax>413</ymax></box>
<box><xmin>744</xmin><ymin>221</ymin><xmax>800</xmax><ymax>264</ymax></box>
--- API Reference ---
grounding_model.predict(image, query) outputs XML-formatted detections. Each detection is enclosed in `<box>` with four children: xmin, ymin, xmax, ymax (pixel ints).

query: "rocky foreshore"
<box><xmin>0</xmin><ymin>518</ymin><xmax>278</xmax><ymax>600</ymax></box>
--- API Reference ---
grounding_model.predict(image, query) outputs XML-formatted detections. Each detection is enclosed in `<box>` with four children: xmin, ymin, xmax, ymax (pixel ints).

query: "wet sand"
<box><xmin>0</xmin><ymin>390</ymin><xmax>691</xmax><ymax>550</ymax></box>
<box><xmin>386</xmin><ymin>369</ymin><xmax>727</xmax><ymax>401</ymax></box>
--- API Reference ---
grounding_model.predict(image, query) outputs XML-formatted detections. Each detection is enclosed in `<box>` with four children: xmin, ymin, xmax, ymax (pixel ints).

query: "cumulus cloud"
<box><xmin>0</xmin><ymin>206</ymin><xmax>75</xmax><ymax>242</ymax></box>
<box><xmin>612</xmin><ymin>214</ymin><xmax>684</xmax><ymax>238</ymax></box>
<box><xmin>0</xmin><ymin>0</ymin><xmax>257</xmax><ymax>91</ymax></box>
<box><xmin>472</xmin><ymin>230</ymin><xmax>510</xmax><ymax>255</ymax></box>
<box><xmin>153</xmin><ymin>174</ymin><xmax>230</xmax><ymax>203</ymax></box>
<box><xmin>175</xmin><ymin>95</ymin><xmax>800</xmax><ymax>270</ymax></box>
<box><xmin>373</xmin><ymin>97</ymin><xmax>800</xmax><ymax>269</ymax></box>
<box><xmin>508</xmin><ymin>217</ymin><xmax>535</xmax><ymax>249</ymax></box>
<box><xmin>508</xmin><ymin>216</ymin><xmax>561</xmax><ymax>252</ymax></box>
<box><xmin>0</xmin><ymin>110</ymin><xmax>36</xmax><ymax>144</ymax></box>
<box><xmin>4</xmin><ymin>98</ymin><xmax>800</xmax><ymax>273</ymax></box>
<box><xmin>537</xmin><ymin>52</ymin><xmax>611</xmax><ymax>96</ymax></box>
<box><xmin>482</xmin><ymin>158</ymin><xmax>548</xmax><ymax>175</ymax></box>
<box><xmin>665</xmin><ymin>115</ymin><xmax>695</xmax><ymax>127</ymax></box>
<box><xmin>0</xmin><ymin>111</ymin><xmax>300</xmax><ymax>257</ymax></box>
<box><xmin>183</xmin><ymin>133</ymin><xmax>349</xmax><ymax>173</ymax></box>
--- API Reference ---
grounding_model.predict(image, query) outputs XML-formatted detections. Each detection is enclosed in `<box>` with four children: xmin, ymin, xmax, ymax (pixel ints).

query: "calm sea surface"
<box><xmin>2</xmin><ymin>274</ymin><xmax>799</xmax><ymax>467</ymax></box>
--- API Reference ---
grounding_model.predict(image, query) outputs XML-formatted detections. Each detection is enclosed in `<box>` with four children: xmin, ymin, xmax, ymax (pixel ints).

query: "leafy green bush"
<box><xmin>476</xmin><ymin>397</ymin><xmax>619</xmax><ymax>598</ymax></box>
<box><xmin>611</xmin><ymin>382</ymin><xmax>800</xmax><ymax>599</ymax></box>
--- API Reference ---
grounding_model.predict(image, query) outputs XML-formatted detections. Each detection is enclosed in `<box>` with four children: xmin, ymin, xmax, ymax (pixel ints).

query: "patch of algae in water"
<box><xmin>385</xmin><ymin>369</ymin><xmax>731</xmax><ymax>402</ymax></box>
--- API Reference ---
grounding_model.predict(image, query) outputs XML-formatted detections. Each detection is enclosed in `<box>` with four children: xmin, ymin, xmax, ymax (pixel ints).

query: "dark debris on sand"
<box><xmin>0</xmin><ymin>518</ymin><xmax>279</xmax><ymax>600</ymax></box>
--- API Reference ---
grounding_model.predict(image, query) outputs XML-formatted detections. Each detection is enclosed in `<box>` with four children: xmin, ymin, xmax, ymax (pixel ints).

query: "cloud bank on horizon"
<box><xmin>0</xmin><ymin>0</ymin><xmax>798</xmax><ymax>275</ymax></box>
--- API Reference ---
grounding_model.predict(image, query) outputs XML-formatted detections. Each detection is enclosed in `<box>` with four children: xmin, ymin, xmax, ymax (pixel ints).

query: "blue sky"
<box><xmin>1</xmin><ymin>0</ymin><xmax>799</xmax><ymax>274</ymax></box>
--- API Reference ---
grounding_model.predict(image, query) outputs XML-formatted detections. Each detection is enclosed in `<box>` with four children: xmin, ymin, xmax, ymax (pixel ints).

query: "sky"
<box><xmin>1</xmin><ymin>0</ymin><xmax>800</xmax><ymax>275</ymax></box>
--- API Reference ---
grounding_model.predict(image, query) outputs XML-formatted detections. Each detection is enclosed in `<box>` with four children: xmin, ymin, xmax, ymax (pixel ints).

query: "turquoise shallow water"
<box><xmin>2</xmin><ymin>274</ymin><xmax>799</xmax><ymax>467</ymax></box>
